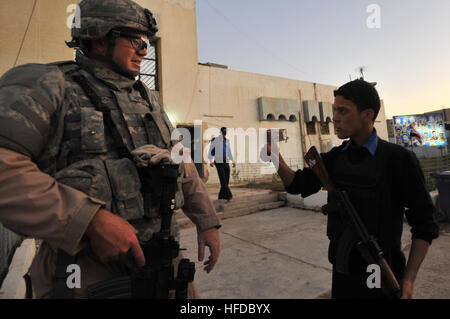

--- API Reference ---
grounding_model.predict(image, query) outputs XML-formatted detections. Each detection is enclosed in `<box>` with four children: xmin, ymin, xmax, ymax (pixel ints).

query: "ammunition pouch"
<box><xmin>104</xmin><ymin>158</ymin><xmax>144</xmax><ymax>220</ymax></box>
<box><xmin>55</xmin><ymin>159</ymin><xmax>113</xmax><ymax>210</ymax></box>
<box><xmin>55</xmin><ymin>158</ymin><xmax>145</xmax><ymax>221</ymax></box>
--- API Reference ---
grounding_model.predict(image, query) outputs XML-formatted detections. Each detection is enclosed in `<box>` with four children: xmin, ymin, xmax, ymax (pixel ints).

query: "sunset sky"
<box><xmin>196</xmin><ymin>0</ymin><xmax>450</xmax><ymax>119</ymax></box>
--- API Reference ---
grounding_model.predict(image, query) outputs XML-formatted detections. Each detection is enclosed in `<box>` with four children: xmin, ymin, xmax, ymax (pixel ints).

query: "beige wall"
<box><xmin>0</xmin><ymin>0</ymin><xmax>75</xmax><ymax>74</ymax></box>
<box><xmin>181</xmin><ymin>66</ymin><xmax>339</xmax><ymax>183</ymax></box>
<box><xmin>137</xmin><ymin>0</ymin><xmax>199</xmax><ymax>115</ymax></box>
<box><xmin>189</xmin><ymin>66</ymin><xmax>337</xmax><ymax>162</ymax></box>
<box><xmin>0</xmin><ymin>0</ymin><xmax>199</xmax><ymax>119</ymax></box>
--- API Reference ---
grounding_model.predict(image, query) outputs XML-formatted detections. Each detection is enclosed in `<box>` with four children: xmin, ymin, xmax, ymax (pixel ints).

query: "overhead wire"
<box><xmin>202</xmin><ymin>0</ymin><xmax>342</xmax><ymax>85</ymax></box>
<box><xmin>14</xmin><ymin>0</ymin><xmax>38</xmax><ymax>67</ymax></box>
<box><xmin>201</xmin><ymin>0</ymin><xmax>328</xmax><ymax>164</ymax></box>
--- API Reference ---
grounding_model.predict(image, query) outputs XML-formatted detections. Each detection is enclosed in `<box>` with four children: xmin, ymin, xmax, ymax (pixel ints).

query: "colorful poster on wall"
<box><xmin>393</xmin><ymin>113</ymin><xmax>447</xmax><ymax>147</ymax></box>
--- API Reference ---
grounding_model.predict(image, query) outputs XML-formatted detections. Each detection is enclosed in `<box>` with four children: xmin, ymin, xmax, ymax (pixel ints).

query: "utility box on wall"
<box><xmin>302</xmin><ymin>101</ymin><xmax>320</xmax><ymax>122</ymax></box>
<box><xmin>258</xmin><ymin>97</ymin><xmax>299</xmax><ymax>121</ymax></box>
<box><xmin>319</xmin><ymin>102</ymin><xmax>333</xmax><ymax>123</ymax></box>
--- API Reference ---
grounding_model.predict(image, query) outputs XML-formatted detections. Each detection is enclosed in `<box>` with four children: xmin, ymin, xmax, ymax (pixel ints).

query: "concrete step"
<box><xmin>210</xmin><ymin>190</ymin><xmax>273</xmax><ymax>203</ymax></box>
<box><xmin>217</xmin><ymin>200</ymin><xmax>286</xmax><ymax>220</ymax></box>
<box><xmin>214</xmin><ymin>193</ymin><xmax>280</xmax><ymax>212</ymax></box>
<box><xmin>176</xmin><ymin>200</ymin><xmax>286</xmax><ymax>229</ymax></box>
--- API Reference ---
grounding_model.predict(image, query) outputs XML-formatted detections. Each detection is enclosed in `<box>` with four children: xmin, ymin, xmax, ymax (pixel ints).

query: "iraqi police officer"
<box><xmin>264</xmin><ymin>80</ymin><xmax>439</xmax><ymax>299</ymax></box>
<box><xmin>0</xmin><ymin>0</ymin><xmax>220</xmax><ymax>298</ymax></box>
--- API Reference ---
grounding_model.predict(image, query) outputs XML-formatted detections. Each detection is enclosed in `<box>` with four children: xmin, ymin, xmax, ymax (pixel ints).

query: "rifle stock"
<box><xmin>304</xmin><ymin>147</ymin><xmax>334</xmax><ymax>191</ymax></box>
<box><xmin>304</xmin><ymin>146</ymin><xmax>401</xmax><ymax>299</ymax></box>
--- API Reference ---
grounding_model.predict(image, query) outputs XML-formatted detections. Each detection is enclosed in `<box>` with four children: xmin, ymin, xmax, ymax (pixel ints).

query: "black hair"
<box><xmin>333</xmin><ymin>79</ymin><xmax>381</xmax><ymax>122</ymax></box>
<box><xmin>221</xmin><ymin>127</ymin><xmax>227</xmax><ymax>134</ymax></box>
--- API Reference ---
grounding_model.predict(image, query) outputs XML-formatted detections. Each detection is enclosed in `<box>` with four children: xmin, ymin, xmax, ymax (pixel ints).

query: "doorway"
<box><xmin>176</xmin><ymin>124</ymin><xmax>204</xmax><ymax>178</ymax></box>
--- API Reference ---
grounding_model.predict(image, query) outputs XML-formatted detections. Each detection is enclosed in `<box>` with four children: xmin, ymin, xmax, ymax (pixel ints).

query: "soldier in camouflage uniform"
<box><xmin>0</xmin><ymin>0</ymin><xmax>220</xmax><ymax>298</ymax></box>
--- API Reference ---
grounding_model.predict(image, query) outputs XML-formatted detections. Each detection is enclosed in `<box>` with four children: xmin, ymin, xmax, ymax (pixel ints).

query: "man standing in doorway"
<box><xmin>209</xmin><ymin>127</ymin><xmax>235</xmax><ymax>200</ymax></box>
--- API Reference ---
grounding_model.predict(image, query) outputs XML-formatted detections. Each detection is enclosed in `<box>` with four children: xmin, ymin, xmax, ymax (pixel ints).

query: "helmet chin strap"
<box><xmin>88</xmin><ymin>53</ymin><xmax>139</xmax><ymax>79</ymax></box>
<box><xmin>87</xmin><ymin>32</ymin><xmax>139</xmax><ymax>80</ymax></box>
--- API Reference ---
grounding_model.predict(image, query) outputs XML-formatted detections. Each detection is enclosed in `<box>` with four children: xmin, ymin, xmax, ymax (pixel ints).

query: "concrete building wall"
<box><xmin>0</xmin><ymin>0</ymin><xmax>75</xmax><ymax>74</ymax></box>
<box><xmin>183</xmin><ymin>66</ymin><xmax>340</xmax><ymax>183</ymax></box>
<box><xmin>0</xmin><ymin>0</ymin><xmax>389</xmax><ymax>184</ymax></box>
<box><xmin>178</xmin><ymin>65</ymin><xmax>389</xmax><ymax>183</ymax></box>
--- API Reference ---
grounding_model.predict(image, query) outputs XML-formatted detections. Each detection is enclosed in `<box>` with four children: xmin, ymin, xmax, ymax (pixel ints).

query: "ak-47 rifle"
<box><xmin>87</xmin><ymin>164</ymin><xmax>195</xmax><ymax>299</ymax></box>
<box><xmin>304</xmin><ymin>146</ymin><xmax>401</xmax><ymax>299</ymax></box>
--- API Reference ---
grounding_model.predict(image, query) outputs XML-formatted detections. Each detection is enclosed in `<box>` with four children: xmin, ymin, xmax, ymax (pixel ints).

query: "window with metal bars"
<box><xmin>138</xmin><ymin>40</ymin><xmax>158</xmax><ymax>90</ymax></box>
<box><xmin>306</xmin><ymin>122</ymin><xmax>316</xmax><ymax>135</ymax></box>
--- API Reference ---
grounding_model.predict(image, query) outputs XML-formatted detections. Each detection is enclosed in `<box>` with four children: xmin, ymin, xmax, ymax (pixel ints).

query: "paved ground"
<box><xmin>411</xmin><ymin>222</ymin><xmax>450</xmax><ymax>299</ymax></box>
<box><xmin>180</xmin><ymin>205</ymin><xmax>450</xmax><ymax>299</ymax></box>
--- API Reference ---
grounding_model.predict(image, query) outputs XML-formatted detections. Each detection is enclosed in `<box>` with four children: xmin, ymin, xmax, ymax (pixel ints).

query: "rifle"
<box><xmin>87</xmin><ymin>164</ymin><xmax>195</xmax><ymax>299</ymax></box>
<box><xmin>304</xmin><ymin>146</ymin><xmax>401</xmax><ymax>299</ymax></box>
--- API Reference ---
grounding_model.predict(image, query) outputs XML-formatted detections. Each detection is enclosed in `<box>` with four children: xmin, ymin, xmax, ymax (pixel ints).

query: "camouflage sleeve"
<box><xmin>181</xmin><ymin>161</ymin><xmax>221</xmax><ymax>232</ymax></box>
<box><xmin>0</xmin><ymin>64</ymin><xmax>104</xmax><ymax>255</ymax></box>
<box><xmin>0</xmin><ymin>63</ymin><xmax>66</xmax><ymax>159</ymax></box>
<box><xmin>0</xmin><ymin>147</ymin><xmax>104</xmax><ymax>255</ymax></box>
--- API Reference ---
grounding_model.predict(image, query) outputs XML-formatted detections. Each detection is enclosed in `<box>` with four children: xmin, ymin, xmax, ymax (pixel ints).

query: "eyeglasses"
<box><xmin>122</xmin><ymin>35</ymin><xmax>150</xmax><ymax>51</ymax></box>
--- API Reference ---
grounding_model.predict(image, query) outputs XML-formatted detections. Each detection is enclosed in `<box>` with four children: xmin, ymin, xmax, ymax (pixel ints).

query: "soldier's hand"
<box><xmin>85</xmin><ymin>209</ymin><xmax>145</xmax><ymax>267</ymax></box>
<box><xmin>210</xmin><ymin>161</ymin><xmax>215</xmax><ymax>167</ymax></box>
<box><xmin>197</xmin><ymin>227</ymin><xmax>220</xmax><ymax>273</ymax></box>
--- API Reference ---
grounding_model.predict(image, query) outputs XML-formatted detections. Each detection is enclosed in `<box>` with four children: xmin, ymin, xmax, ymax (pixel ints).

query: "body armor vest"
<box><xmin>326</xmin><ymin>145</ymin><xmax>389</xmax><ymax>273</ymax></box>
<box><xmin>35</xmin><ymin>61</ymin><xmax>184</xmax><ymax>236</ymax></box>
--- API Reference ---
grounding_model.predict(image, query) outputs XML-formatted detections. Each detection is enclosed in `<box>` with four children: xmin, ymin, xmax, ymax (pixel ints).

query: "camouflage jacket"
<box><xmin>0</xmin><ymin>51</ymin><xmax>220</xmax><ymax>298</ymax></box>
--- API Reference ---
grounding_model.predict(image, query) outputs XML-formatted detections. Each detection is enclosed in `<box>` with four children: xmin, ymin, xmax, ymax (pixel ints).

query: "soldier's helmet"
<box><xmin>69</xmin><ymin>0</ymin><xmax>158</xmax><ymax>45</ymax></box>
